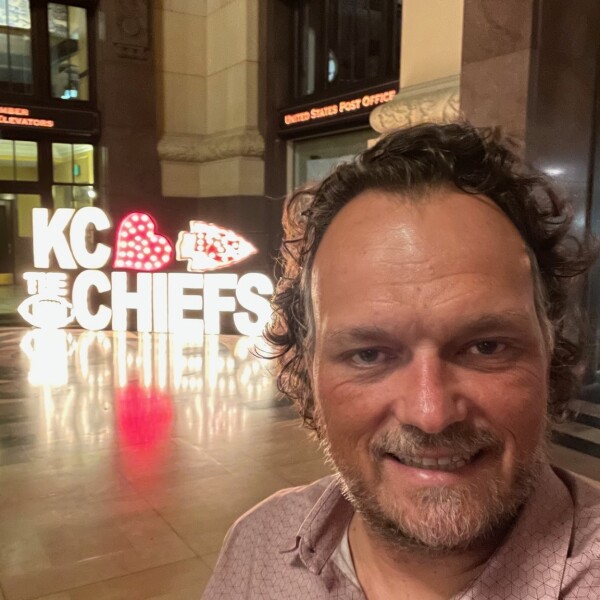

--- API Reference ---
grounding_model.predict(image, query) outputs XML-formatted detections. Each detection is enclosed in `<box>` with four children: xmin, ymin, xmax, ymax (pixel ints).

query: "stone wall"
<box><xmin>154</xmin><ymin>0</ymin><xmax>264</xmax><ymax>198</ymax></box>
<box><xmin>460</xmin><ymin>0</ymin><xmax>535</xmax><ymax>138</ymax></box>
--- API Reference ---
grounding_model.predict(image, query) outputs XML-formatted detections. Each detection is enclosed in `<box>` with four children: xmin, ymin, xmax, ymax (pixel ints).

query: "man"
<box><xmin>202</xmin><ymin>123</ymin><xmax>600</xmax><ymax>599</ymax></box>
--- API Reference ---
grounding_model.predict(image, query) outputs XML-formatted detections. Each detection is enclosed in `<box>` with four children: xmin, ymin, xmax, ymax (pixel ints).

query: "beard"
<box><xmin>318</xmin><ymin>420</ymin><xmax>548</xmax><ymax>556</ymax></box>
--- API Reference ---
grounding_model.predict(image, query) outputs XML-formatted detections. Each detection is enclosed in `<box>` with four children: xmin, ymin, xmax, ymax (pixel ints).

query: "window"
<box><xmin>0</xmin><ymin>139</ymin><xmax>38</xmax><ymax>180</ymax></box>
<box><xmin>294</xmin><ymin>0</ymin><xmax>401</xmax><ymax>99</ymax></box>
<box><xmin>293</xmin><ymin>129</ymin><xmax>374</xmax><ymax>187</ymax></box>
<box><xmin>48</xmin><ymin>3</ymin><xmax>89</xmax><ymax>100</ymax></box>
<box><xmin>52</xmin><ymin>142</ymin><xmax>95</xmax><ymax>208</ymax></box>
<box><xmin>0</xmin><ymin>0</ymin><xmax>32</xmax><ymax>94</ymax></box>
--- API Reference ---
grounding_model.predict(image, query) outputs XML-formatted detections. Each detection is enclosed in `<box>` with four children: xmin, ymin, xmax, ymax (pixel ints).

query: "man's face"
<box><xmin>310</xmin><ymin>188</ymin><xmax>549</xmax><ymax>552</ymax></box>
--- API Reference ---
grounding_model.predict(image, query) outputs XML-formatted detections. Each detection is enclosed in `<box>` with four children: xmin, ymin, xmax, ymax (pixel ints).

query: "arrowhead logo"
<box><xmin>176</xmin><ymin>221</ymin><xmax>257</xmax><ymax>272</ymax></box>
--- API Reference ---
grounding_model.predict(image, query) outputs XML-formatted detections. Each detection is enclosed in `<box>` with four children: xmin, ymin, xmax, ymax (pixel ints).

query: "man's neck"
<box><xmin>348</xmin><ymin>513</ymin><xmax>501</xmax><ymax>600</ymax></box>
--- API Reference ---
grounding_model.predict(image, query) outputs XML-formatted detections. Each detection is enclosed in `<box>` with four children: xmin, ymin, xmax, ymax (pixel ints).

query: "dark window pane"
<box><xmin>49</xmin><ymin>4</ymin><xmax>89</xmax><ymax>101</ymax></box>
<box><xmin>72</xmin><ymin>185</ymin><xmax>95</xmax><ymax>209</ymax></box>
<box><xmin>52</xmin><ymin>184</ymin><xmax>73</xmax><ymax>209</ymax></box>
<box><xmin>0</xmin><ymin>139</ymin><xmax>14</xmax><ymax>180</ymax></box>
<box><xmin>17</xmin><ymin>194</ymin><xmax>41</xmax><ymax>237</ymax></box>
<box><xmin>52</xmin><ymin>143</ymin><xmax>73</xmax><ymax>183</ymax></box>
<box><xmin>53</xmin><ymin>184</ymin><xmax>95</xmax><ymax>210</ymax></box>
<box><xmin>73</xmin><ymin>144</ymin><xmax>93</xmax><ymax>184</ymax></box>
<box><xmin>294</xmin><ymin>128</ymin><xmax>374</xmax><ymax>187</ymax></box>
<box><xmin>294</xmin><ymin>0</ymin><xmax>400</xmax><ymax>99</ymax></box>
<box><xmin>15</xmin><ymin>140</ymin><xmax>37</xmax><ymax>181</ymax></box>
<box><xmin>338</xmin><ymin>0</ymin><xmax>355</xmax><ymax>83</ymax></box>
<box><xmin>0</xmin><ymin>0</ymin><xmax>32</xmax><ymax>94</ymax></box>
<box><xmin>367</xmin><ymin>0</ymin><xmax>384</xmax><ymax>78</ymax></box>
<box><xmin>297</xmin><ymin>1</ymin><xmax>318</xmax><ymax>96</ymax></box>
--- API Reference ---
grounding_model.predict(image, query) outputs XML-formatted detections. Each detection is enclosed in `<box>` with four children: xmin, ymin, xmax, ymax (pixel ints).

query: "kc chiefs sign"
<box><xmin>18</xmin><ymin>207</ymin><xmax>273</xmax><ymax>336</ymax></box>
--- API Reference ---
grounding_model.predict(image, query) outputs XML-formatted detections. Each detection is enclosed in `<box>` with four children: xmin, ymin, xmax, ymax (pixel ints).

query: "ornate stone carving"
<box><xmin>157</xmin><ymin>129</ymin><xmax>265</xmax><ymax>163</ymax></box>
<box><xmin>369</xmin><ymin>75</ymin><xmax>461</xmax><ymax>134</ymax></box>
<box><xmin>113</xmin><ymin>0</ymin><xmax>150</xmax><ymax>60</ymax></box>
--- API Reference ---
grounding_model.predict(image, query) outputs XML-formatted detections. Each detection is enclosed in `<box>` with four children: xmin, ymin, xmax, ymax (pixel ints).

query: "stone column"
<box><xmin>97</xmin><ymin>0</ymin><xmax>163</xmax><ymax>221</ymax></box>
<box><xmin>460</xmin><ymin>0</ymin><xmax>535</xmax><ymax>138</ymax></box>
<box><xmin>155</xmin><ymin>0</ymin><xmax>264</xmax><ymax>198</ymax></box>
<box><xmin>370</xmin><ymin>0</ymin><xmax>463</xmax><ymax>135</ymax></box>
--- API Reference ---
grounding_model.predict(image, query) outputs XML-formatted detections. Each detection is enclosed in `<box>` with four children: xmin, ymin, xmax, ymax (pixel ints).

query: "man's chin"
<box><xmin>337</xmin><ymin>459</ymin><xmax>543</xmax><ymax>556</ymax></box>
<box><xmin>371</xmin><ymin>485</ymin><xmax>524</xmax><ymax>554</ymax></box>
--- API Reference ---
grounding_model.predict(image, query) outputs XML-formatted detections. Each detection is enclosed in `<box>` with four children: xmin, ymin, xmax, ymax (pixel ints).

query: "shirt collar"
<box><xmin>283</xmin><ymin>475</ymin><xmax>354</xmax><ymax>574</ymax></box>
<box><xmin>282</xmin><ymin>464</ymin><xmax>575</xmax><ymax>597</ymax></box>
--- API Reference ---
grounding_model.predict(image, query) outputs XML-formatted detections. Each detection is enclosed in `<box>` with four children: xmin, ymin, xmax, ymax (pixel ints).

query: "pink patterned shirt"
<box><xmin>202</xmin><ymin>465</ymin><xmax>599</xmax><ymax>599</ymax></box>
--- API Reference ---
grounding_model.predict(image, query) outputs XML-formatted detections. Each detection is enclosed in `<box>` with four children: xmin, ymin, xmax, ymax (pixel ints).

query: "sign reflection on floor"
<box><xmin>18</xmin><ymin>330</ymin><xmax>278</xmax><ymax>452</ymax></box>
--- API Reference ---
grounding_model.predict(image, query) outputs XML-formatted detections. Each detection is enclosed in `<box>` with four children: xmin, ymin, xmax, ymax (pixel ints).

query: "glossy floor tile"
<box><xmin>0</xmin><ymin>327</ymin><xmax>597</xmax><ymax>600</ymax></box>
<box><xmin>0</xmin><ymin>327</ymin><xmax>331</xmax><ymax>599</ymax></box>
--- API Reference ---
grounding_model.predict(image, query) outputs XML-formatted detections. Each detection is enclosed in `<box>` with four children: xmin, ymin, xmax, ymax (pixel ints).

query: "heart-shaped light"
<box><xmin>113</xmin><ymin>212</ymin><xmax>173</xmax><ymax>271</ymax></box>
<box><xmin>176</xmin><ymin>221</ymin><xmax>257</xmax><ymax>272</ymax></box>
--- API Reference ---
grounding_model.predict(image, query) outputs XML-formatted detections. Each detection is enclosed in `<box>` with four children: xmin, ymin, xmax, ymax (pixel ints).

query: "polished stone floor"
<box><xmin>0</xmin><ymin>328</ymin><xmax>331</xmax><ymax>600</ymax></box>
<box><xmin>0</xmin><ymin>327</ymin><xmax>597</xmax><ymax>600</ymax></box>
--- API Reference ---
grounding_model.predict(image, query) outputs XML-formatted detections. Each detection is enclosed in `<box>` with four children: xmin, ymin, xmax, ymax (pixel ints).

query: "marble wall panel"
<box><xmin>199</xmin><ymin>156</ymin><xmax>264</xmax><ymax>197</ymax></box>
<box><xmin>460</xmin><ymin>0</ymin><xmax>534</xmax><ymax>139</ymax></box>
<box><xmin>526</xmin><ymin>0</ymin><xmax>600</xmax><ymax>212</ymax></box>
<box><xmin>161</xmin><ymin>161</ymin><xmax>201</xmax><ymax>197</ymax></box>
<box><xmin>206</xmin><ymin>62</ymin><xmax>259</xmax><ymax>134</ymax></box>
<box><xmin>462</xmin><ymin>0</ymin><xmax>534</xmax><ymax>65</ymax></box>
<box><xmin>155</xmin><ymin>0</ymin><xmax>207</xmax><ymax>16</ymax></box>
<box><xmin>159</xmin><ymin>9</ymin><xmax>206</xmax><ymax>77</ymax></box>
<box><xmin>207</xmin><ymin>0</ymin><xmax>258</xmax><ymax>75</ymax></box>
<box><xmin>460</xmin><ymin>49</ymin><xmax>530</xmax><ymax>136</ymax></box>
<box><xmin>207</xmin><ymin>0</ymin><xmax>237</xmax><ymax>15</ymax></box>
<box><xmin>400</xmin><ymin>0</ymin><xmax>464</xmax><ymax>88</ymax></box>
<box><xmin>162</xmin><ymin>72</ymin><xmax>206</xmax><ymax>135</ymax></box>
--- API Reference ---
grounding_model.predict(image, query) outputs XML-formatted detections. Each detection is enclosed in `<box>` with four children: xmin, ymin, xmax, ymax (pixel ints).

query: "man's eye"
<box><xmin>351</xmin><ymin>349</ymin><xmax>386</xmax><ymax>365</ymax></box>
<box><xmin>468</xmin><ymin>341</ymin><xmax>506</xmax><ymax>355</ymax></box>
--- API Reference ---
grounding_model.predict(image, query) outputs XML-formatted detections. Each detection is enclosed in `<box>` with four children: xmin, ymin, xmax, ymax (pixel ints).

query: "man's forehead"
<box><xmin>312</xmin><ymin>188</ymin><xmax>529</xmax><ymax>271</ymax></box>
<box><xmin>309</xmin><ymin>187</ymin><xmax>537</xmax><ymax>336</ymax></box>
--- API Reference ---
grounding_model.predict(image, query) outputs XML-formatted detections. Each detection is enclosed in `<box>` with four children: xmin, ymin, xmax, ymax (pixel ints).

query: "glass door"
<box><xmin>0</xmin><ymin>192</ymin><xmax>41</xmax><ymax>315</ymax></box>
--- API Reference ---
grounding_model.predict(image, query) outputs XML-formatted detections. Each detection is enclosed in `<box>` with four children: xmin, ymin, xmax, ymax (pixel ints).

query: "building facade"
<box><xmin>0</xmin><ymin>0</ymin><xmax>598</xmax><ymax>453</ymax></box>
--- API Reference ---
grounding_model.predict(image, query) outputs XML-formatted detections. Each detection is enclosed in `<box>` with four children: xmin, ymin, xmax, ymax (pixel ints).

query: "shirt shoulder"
<box><xmin>554</xmin><ymin>469</ymin><xmax>600</xmax><ymax>599</ymax></box>
<box><xmin>230</xmin><ymin>475</ymin><xmax>336</xmax><ymax>540</ymax></box>
<box><xmin>201</xmin><ymin>476</ymin><xmax>338</xmax><ymax>600</ymax></box>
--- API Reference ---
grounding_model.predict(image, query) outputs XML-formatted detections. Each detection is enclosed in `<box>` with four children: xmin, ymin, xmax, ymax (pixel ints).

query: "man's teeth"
<box><xmin>391</xmin><ymin>452</ymin><xmax>479</xmax><ymax>471</ymax></box>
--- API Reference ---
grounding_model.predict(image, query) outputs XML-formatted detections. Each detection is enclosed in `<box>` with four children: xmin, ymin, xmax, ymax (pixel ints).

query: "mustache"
<box><xmin>370</xmin><ymin>423</ymin><xmax>503</xmax><ymax>458</ymax></box>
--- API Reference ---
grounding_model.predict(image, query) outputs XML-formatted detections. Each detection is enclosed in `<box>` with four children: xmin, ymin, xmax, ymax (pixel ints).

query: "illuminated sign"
<box><xmin>0</xmin><ymin>105</ymin><xmax>54</xmax><ymax>128</ymax></box>
<box><xmin>176</xmin><ymin>221</ymin><xmax>257</xmax><ymax>272</ymax></box>
<box><xmin>113</xmin><ymin>212</ymin><xmax>173</xmax><ymax>271</ymax></box>
<box><xmin>18</xmin><ymin>207</ymin><xmax>273</xmax><ymax>336</ymax></box>
<box><xmin>0</xmin><ymin>104</ymin><xmax>99</xmax><ymax>135</ymax></box>
<box><xmin>279</xmin><ymin>82</ymin><xmax>398</xmax><ymax>133</ymax></box>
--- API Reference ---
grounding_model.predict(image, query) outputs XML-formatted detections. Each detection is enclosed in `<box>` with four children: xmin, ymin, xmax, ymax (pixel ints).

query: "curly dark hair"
<box><xmin>265</xmin><ymin>122</ymin><xmax>597</xmax><ymax>430</ymax></box>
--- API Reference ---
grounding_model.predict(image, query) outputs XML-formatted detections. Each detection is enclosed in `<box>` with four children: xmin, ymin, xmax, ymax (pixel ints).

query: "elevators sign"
<box><xmin>18</xmin><ymin>207</ymin><xmax>273</xmax><ymax>336</ymax></box>
<box><xmin>0</xmin><ymin>105</ymin><xmax>99</xmax><ymax>135</ymax></box>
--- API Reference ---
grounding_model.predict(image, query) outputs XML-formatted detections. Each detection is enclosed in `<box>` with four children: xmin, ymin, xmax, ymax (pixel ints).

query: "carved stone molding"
<box><xmin>113</xmin><ymin>0</ymin><xmax>150</xmax><ymax>60</ymax></box>
<box><xmin>369</xmin><ymin>75</ymin><xmax>460</xmax><ymax>134</ymax></box>
<box><xmin>157</xmin><ymin>129</ymin><xmax>265</xmax><ymax>163</ymax></box>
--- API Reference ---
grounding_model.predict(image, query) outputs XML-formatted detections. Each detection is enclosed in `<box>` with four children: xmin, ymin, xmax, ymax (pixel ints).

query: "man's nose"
<box><xmin>390</xmin><ymin>351</ymin><xmax>467</xmax><ymax>434</ymax></box>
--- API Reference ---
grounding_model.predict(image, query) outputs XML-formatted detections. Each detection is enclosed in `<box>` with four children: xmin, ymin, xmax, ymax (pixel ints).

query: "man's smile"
<box><xmin>385</xmin><ymin>449</ymin><xmax>483</xmax><ymax>471</ymax></box>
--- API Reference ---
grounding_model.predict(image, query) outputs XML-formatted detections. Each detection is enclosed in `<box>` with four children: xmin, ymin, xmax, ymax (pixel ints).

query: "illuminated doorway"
<box><xmin>0</xmin><ymin>138</ymin><xmax>96</xmax><ymax>316</ymax></box>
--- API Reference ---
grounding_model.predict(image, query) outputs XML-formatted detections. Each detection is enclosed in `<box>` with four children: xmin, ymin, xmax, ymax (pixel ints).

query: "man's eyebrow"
<box><xmin>327</xmin><ymin>326</ymin><xmax>393</xmax><ymax>345</ymax></box>
<box><xmin>458</xmin><ymin>312</ymin><xmax>535</xmax><ymax>335</ymax></box>
<box><xmin>325</xmin><ymin>312</ymin><xmax>534</xmax><ymax>345</ymax></box>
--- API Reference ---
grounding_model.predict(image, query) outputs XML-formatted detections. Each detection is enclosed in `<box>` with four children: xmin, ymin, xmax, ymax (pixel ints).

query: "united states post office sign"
<box><xmin>18</xmin><ymin>207</ymin><xmax>273</xmax><ymax>336</ymax></box>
